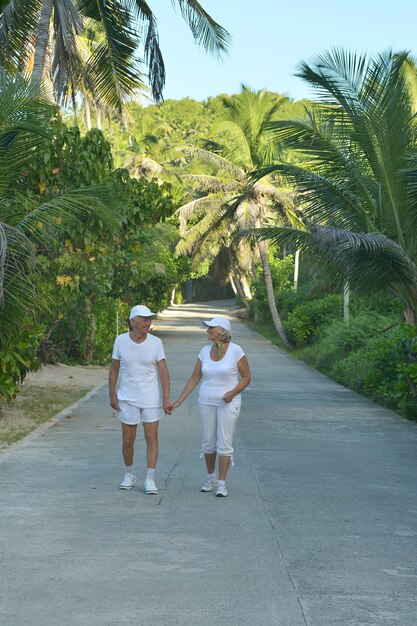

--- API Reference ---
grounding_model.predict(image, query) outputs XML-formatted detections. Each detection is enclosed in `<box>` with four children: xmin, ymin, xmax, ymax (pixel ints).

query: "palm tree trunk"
<box><xmin>294</xmin><ymin>249</ymin><xmax>300</xmax><ymax>291</ymax></box>
<box><xmin>343</xmin><ymin>283</ymin><xmax>350</xmax><ymax>323</ymax></box>
<box><xmin>404</xmin><ymin>307</ymin><xmax>417</xmax><ymax>325</ymax></box>
<box><xmin>257</xmin><ymin>239</ymin><xmax>292</xmax><ymax>348</ymax></box>
<box><xmin>84</xmin><ymin>98</ymin><xmax>92</xmax><ymax>130</ymax></box>
<box><xmin>95</xmin><ymin>106</ymin><xmax>102</xmax><ymax>130</ymax></box>
<box><xmin>31</xmin><ymin>0</ymin><xmax>54</xmax><ymax>90</ymax></box>
<box><xmin>227</xmin><ymin>248</ymin><xmax>251</xmax><ymax>309</ymax></box>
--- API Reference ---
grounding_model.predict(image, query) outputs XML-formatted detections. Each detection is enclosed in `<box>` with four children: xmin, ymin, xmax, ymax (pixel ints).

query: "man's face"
<box><xmin>131</xmin><ymin>315</ymin><xmax>152</xmax><ymax>334</ymax></box>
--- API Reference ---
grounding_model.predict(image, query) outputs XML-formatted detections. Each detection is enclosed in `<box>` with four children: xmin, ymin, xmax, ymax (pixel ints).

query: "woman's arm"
<box><xmin>223</xmin><ymin>355</ymin><xmax>251</xmax><ymax>404</ymax></box>
<box><xmin>171</xmin><ymin>359</ymin><xmax>203</xmax><ymax>409</ymax></box>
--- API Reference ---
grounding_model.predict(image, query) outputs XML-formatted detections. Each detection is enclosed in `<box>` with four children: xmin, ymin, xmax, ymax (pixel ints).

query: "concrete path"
<box><xmin>1</xmin><ymin>302</ymin><xmax>417</xmax><ymax>626</ymax></box>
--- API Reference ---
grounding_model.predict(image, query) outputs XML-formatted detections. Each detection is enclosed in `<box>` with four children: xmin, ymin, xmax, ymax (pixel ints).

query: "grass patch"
<box><xmin>0</xmin><ymin>386</ymin><xmax>90</xmax><ymax>448</ymax></box>
<box><xmin>250</xmin><ymin>322</ymin><xmax>287</xmax><ymax>349</ymax></box>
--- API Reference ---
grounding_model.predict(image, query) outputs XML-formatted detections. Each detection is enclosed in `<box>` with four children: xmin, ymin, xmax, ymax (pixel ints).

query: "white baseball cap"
<box><xmin>129</xmin><ymin>305</ymin><xmax>156</xmax><ymax>319</ymax></box>
<box><xmin>203</xmin><ymin>316</ymin><xmax>231</xmax><ymax>332</ymax></box>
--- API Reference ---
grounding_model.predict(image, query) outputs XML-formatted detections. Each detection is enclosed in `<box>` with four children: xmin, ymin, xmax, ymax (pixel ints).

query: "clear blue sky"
<box><xmin>145</xmin><ymin>0</ymin><xmax>417</xmax><ymax>102</ymax></box>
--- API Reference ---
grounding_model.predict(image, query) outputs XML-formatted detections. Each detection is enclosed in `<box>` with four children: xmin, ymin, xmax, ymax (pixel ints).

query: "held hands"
<box><xmin>165</xmin><ymin>400</ymin><xmax>181</xmax><ymax>414</ymax></box>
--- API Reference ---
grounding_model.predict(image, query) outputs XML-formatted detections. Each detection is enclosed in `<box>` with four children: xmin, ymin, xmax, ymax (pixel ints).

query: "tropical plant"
<box><xmin>0</xmin><ymin>0</ymin><xmax>230</xmax><ymax>107</ymax></box>
<box><xmin>0</xmin><ymin>70</ymin><xmax>121</xmax><ymax>398</ymax></box>
<box><xmin>176</xmin><ymin>86</ymin><xmax>301</xmax><ymax>347</ymax></box>
<box><xmin>249</xmin><ymin>49</ymin><xmax>417</xmax><ymax>325</ymax></box>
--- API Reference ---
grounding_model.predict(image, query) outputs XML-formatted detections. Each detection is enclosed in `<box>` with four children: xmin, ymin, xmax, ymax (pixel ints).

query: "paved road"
<box><xmin>1</xmin><ymin>302</ymin><xmax>417</xmax><ymax>626</ymax></box>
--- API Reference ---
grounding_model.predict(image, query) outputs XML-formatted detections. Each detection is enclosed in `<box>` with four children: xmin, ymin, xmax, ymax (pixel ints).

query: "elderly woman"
<box><xmin>170</xmin><ymin>316</ymin><xmax>251</xmax><ymax>497</ymax></box>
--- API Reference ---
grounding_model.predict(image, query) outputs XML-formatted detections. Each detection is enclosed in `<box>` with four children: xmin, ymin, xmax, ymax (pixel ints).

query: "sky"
<box><xmin>145</xmin><ymin>0</ymin><xmax>417</xmax><ymax>103</ymax></box>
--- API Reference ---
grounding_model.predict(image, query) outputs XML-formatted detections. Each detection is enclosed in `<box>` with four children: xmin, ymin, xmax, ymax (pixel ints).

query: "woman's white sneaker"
<box><xmin>200</xmin><ymin>477</ymin><xmax>218</xmax><ymax>492</ymax></box>
<box><xmin>215</xmin><ymin>484</ymin><xmax>228</xmax><ymax>497</ymax></box>
<box><xmin>120</xmin><ymin>472</ymin><xmax>137</xmax><ymax>489</ymax></box>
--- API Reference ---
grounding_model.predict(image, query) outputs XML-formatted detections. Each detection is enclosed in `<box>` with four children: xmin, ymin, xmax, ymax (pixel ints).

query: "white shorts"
<box><xmin>118</xmin><ymin>401</ymin><xmax>163</xmax><ymax>425</ymax></box>
<box><xmin>199</xmin><ymin>403</ymin><xmax>240</xmax><ymax>457</ymax></box>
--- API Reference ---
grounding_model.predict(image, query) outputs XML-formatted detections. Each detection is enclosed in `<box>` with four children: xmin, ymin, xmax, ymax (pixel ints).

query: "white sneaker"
<box><xmin>216</xmin><ymin>484</ymin><xmax>228</xmax><ymax>497</ymax></box>
<box><xmin>120</xmin><ymin>472</ymin><xmax>137</xmax><ymax>490</ymax></box>
<box><xmin>200</xmin><ymin>477</ymin><xmax>217</xmax><ymax>492</ymax></box>
<box><xmin>144</xmin><ymin>479</ymin><xmax>158</xmax><ymax>494</ymax></box>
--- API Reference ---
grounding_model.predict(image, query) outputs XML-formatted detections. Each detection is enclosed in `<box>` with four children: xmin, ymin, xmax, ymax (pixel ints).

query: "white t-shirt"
<box><xmin>112</xmin><ymin>332</ymin><xmax>166</xmax><ymax>407</ymax></box>
<box><xmin>198</xmin><ymin>342</ymin><xmax>245</xmax><ymax>408</ymax></box>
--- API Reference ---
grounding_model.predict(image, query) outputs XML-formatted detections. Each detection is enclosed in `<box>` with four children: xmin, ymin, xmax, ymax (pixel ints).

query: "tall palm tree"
<box><xmin>176</xmin><ymin>86</ymin><xmax>300</xmax><ymax>347</ymax></box>
<box><xmin>0</xmin><ymin>0</ymin><xmax>230</xmax><ymax>107</ymax></box>
<box><xmin>249</xmin><ymin>50</ymin><xmax>417</xmax><ymax>324</ymax></box>
<box><xmin>0</xmin><ymin>70</ymin><xmax>121</xmax><ymax>339</ymax></box>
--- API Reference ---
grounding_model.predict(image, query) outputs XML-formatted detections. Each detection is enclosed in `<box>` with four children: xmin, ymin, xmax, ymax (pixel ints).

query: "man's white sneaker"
<box><xmin>200</xmin><ymin>477</ymin><xmax>217</xmax><ymax>492</ymax></box>
<box><xmin>120</xmin><ymin>472</ymin><xmax>137</xmax><ymax>490</ymax></box>
<box><xmin>216</xmin><ymin>484</ymin><xmax>228</xmax><ymax>497</ymax></box>
<box><xmin>144</xmin><ymin>479</ymin><xmax>158</xmax><ymax>494</ymax></box>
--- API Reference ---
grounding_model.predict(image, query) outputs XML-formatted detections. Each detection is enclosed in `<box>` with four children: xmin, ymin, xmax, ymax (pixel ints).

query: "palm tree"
<box><xmin>0</xmin><ymin>70</ymin><xmax>121</xmax><ymax>339</ymax></box>
<box><xmin>176</xmin><ymin>86</ymin><xmax>300</xmax><ymax>347</ymax></box>
<box><xmin>248</xmin><ymin>49</ymin><xmax>417</xmax><ymax>324</ymax></box>
<box><xmin>0</xmin><ymin>0</ymin><xmax>230</xmax><ymax>107</ymax></box>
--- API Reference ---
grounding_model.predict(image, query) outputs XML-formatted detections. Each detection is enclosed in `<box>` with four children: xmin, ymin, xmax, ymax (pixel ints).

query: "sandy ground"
<box><xmin>0</xmin><ymin>364</ymin><xmax>109</xmax><ymax>449</ymax></box>
<box><xmin>22</xmin><ymin>363</ymin><xmax>109</xmax><ymax>389</ymax></box>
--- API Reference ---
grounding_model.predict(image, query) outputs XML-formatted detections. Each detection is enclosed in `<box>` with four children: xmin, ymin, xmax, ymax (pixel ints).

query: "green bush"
<box><xmin>301</xmin><ymin>312</ymin><xmax>395</xmax><ymax>370</ymax></box>
<box><xmin>284</xmin><ymin>294</ymin><xmax>343</xmax><ymax>347</ymax></box>
<box><xmin>0</xmin><ymin>326</ymin><xmax>43</xmax><ymax>403</ymax></box>
<box><xmin>251</xmin><ymin>254</ymin><xmax>295</xmax><ymax>323</ymax></box>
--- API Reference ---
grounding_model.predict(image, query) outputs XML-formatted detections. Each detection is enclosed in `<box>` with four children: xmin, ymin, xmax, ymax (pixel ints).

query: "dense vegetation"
<box><xmin>1</xmin><ymin>3</ymin><xmax>417</xmax><ymax>421</ymax></box>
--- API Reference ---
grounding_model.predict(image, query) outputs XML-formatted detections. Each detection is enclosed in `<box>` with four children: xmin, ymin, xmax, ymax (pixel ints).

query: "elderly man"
<box><xmin>109</xmin><ymin>304</ymin><xmax>171</xmax><ymax>494</ymax></box>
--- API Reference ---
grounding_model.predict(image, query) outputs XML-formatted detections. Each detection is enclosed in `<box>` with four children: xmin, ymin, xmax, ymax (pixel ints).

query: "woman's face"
<box><xmin>206</xmin><ymin>325</ymin><xmax>224</xmax><ymax>342</ymax></box>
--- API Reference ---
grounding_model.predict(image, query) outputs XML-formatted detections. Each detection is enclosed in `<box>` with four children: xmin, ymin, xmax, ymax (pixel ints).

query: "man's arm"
<box><xmin>109</xmin><ymin>359</ymin><xmax>121</xmax><ymax>411</ymax></box>
<box><xmin>157</xmin><ymin>358</ymin><xmax>171</xmax><ymax>414</ymax></box>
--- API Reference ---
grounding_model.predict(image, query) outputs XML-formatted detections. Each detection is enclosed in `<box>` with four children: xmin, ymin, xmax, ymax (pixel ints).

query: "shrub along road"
<box><xmin>1</xmin><ymin>302</ymin><xmax>417</xmax><ymax>625</ymax></box>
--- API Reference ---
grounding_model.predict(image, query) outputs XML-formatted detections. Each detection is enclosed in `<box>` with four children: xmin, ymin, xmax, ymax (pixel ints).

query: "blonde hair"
<box><xmin>219</xmin><ymin>329</ymin><xmax>231</xmax><ymax>343</ymax></box>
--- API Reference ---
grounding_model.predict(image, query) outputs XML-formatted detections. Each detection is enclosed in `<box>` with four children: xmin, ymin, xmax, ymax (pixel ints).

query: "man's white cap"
<box><xmin>203</xmin><ymin>316</ymin><xmax>231</xmax><ymax>332</ymax></box>
<box><xmin>129</xmin><ymin>305</ymin><xmax>156</xmax><ymax>319</ymax></box>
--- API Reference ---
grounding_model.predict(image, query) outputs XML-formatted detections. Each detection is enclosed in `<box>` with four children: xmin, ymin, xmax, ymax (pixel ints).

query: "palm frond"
<box><xmin>181</xmin><ymin>173</ymin><xmax>241</xmax><ymax>194</ymax></box>
<box><xmin>176</xmin><ymin>146</ymin><xmax>245</xmax><ymax>180</ymax></box>
<box><xmin>173</xmin><ymin>0</ymin><xmax>230</xmax><ymax>58</ymax></box>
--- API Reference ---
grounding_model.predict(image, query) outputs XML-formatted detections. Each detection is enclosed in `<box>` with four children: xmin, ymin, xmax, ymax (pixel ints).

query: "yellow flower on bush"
<box><xmin>56</xmin><ymin>275</ymin><xmax>72</xmax><ymax>286</ymax></box>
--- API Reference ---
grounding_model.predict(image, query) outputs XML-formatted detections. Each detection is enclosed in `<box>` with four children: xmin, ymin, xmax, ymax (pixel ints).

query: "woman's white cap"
<box><xmin>129</xmin><ymin>305</ymin><xmax>156</xmax><ymax>319</ymax></box>
<box><xmin>203</xmin><ymin>316</ymin><xmax>231</xmax><ymax>332</ymax></box>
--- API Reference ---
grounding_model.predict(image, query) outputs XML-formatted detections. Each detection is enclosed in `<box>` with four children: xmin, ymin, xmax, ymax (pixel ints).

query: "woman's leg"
<box><xmin>218</xmin><ymin>454</ymin><xmax>231</xmax><ymax>481</ymax></box>
<box><xmin>199</xmin><ymin>404</ymin><xmax>217</xmax><ymax>472</ymax></box>
<box><xmin>217</xmin><ymin>405</ymin><xmax>240</xmax><ymax>480</ymax></box>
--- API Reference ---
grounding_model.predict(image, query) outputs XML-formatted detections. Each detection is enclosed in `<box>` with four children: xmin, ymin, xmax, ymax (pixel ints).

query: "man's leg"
<box><xmin>120</xmin><ymin>422</ymin><xmax>138</xmax><ymax>489</ymax></box>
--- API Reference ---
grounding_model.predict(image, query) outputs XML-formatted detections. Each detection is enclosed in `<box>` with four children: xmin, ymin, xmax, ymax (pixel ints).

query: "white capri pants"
<box><xmin>199</xmin><ymin>403</ymin><xmax>241</xmax><ymax>458</ymax></box>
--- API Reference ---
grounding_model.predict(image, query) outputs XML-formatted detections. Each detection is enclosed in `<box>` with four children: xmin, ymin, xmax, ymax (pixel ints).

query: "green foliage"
<box><xmin>284</xmin><ymin>294</ymin><xmax>343</xmax><ymax>346</ymax></box>
<box><xmin>252</xmin><ymin>253</ymin><xmax>295</xmax><ymax>323</ymax></box>
<box><xmin>0</xmin><ymin>325</ymin><xmax>43</xmax><ymax>403</ymax></box>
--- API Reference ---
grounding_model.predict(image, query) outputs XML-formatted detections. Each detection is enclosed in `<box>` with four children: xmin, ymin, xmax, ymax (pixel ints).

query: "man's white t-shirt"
<box><xmin>197</xmin><ymin>342</ymin><xmax>245</xmax><ymax>408</ymax></box>
<box><xmin>112</xmin><ymin>332</ymin><xmax>165</xmax><ymax>407</ymax></box>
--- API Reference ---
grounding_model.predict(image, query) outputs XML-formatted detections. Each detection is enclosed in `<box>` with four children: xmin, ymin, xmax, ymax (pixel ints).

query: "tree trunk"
<box><xmin>95</xmin><ymin>106</ymin><xmax>102</xmax><ymax>130</ymax></box>
<box><xmin>85</xmin><ymin>97</ymin><xmax>92</xmax><ymax>130</ymax></box>
<box><xmin>227</xmin><ymin>248</ymin><xmax>251</xmax><ymax>309</ymax></box>
<box><xmin>228</xmin><ymin>272</ymin><xmax>238</xmax><ymax>295</ymax></box>
<box><xmin>343</xmin><ymin>283</ymin><xmax>350</xmax><ymax>324</ymax></box>
<box><xmin>31</xmin><ymin>0</ymin><xmax>54</xmax><ymax>90</ymax></box>
<box><xmin>294</xmin><ymin>249</ymin><xmax>300</xmax><ymax>291</ymax></box>
<box><xmin>257</xmin><ymin>239</ymin><xmax>292</xmax><ymax>348</ymax></box>
<box><xmin>404</xmin><ymin>307</ymin><xmax>417</xmax><ymax>325</ymax></box>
